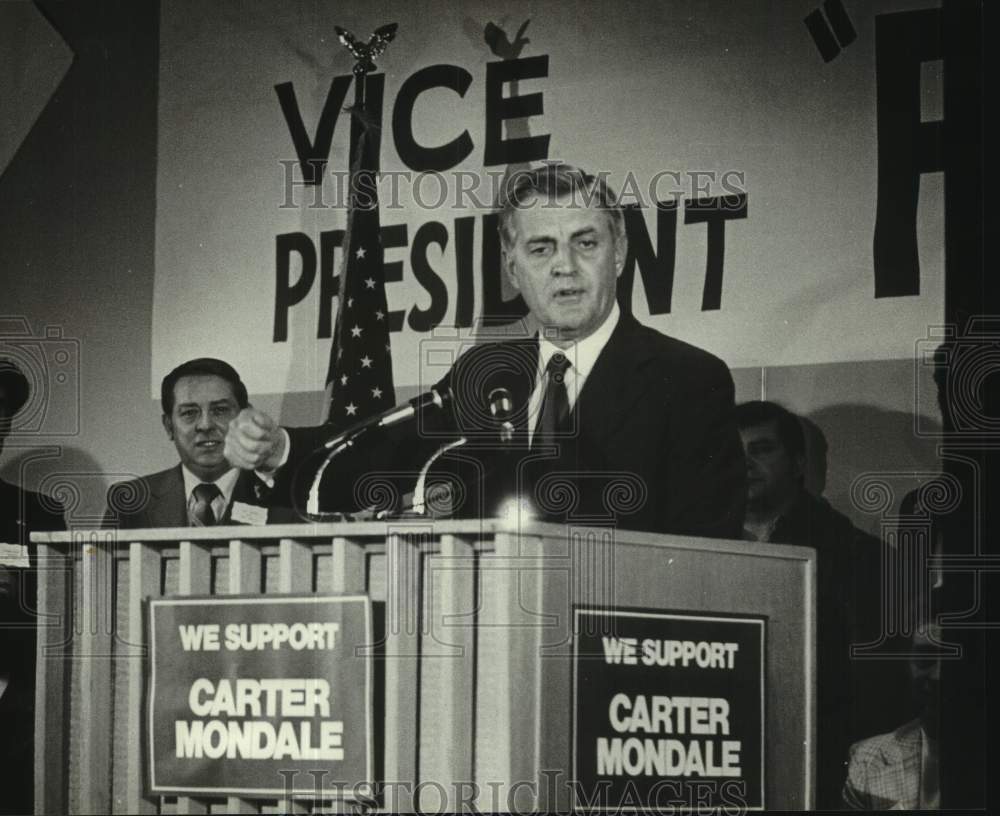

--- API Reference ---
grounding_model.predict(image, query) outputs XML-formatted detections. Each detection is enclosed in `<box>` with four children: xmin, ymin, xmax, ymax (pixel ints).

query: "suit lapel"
<box><xmin>494</xmin><ymin>316</ymin><xmax>661</xmax><ymax>448</ymax></box>
<box><xmin>147</xmin><ymin>465</ymin><xmax>188</xmax><ymax>528</ymax></box>
<box><xmin>222</xmin><ymin>471</ymin><xmax>266</xmax><ymax>523</ymax></box>
<box><xmin>574</xmin><ymin>314</ymin><xmax>661</xmax><ymax>448</ymax></box>
<box><xmin>513</xmin><ymin>342</ymin><xmax>538</xmax><ymax>445</ymax></box>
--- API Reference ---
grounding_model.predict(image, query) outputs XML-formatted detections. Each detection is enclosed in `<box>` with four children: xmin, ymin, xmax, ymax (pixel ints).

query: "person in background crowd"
<box><xmin>735</xmin><ymin>399</ymin><xmax>902</xmax><ymax>809</ymax></box>
<box><xmin>0</xmin><ymin>358</ymin><xmax>65</xmax><ymax>816</ymax></box>
<box><xmin>103</xmin><ymin>357</ymin><xmax>282</xmax><ymax>529</ymax></box>
<box><xmin>842</xmin><ymin>624</ymin><xmax>941</xmax><ymax>809</ymax></box>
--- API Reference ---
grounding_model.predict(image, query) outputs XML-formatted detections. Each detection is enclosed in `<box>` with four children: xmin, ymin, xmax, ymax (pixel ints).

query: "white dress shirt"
<box><xmin>181</xmin><ymin>465</ymin><xmax>239</xmax><ymax>523</ymax></box>
<box><xmin>528</xmin><ymin>302</ymin><xmax>621</xmax><ymax>444</ymax></box>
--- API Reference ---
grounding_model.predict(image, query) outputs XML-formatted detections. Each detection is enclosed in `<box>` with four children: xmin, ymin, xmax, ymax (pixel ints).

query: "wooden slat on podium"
<box><xmin>278</xmin><ymin>537</ymin><xmax>311</xmax><ymax>815</ymax></box>
<box><xmin>382</xmin><ymin>531</ymin><xmax>421</xmax><ymax>813</ymax></box>
<box><xmin>474</xmin><ymin>530</ymin><xmax>544</xmax><ymax>812</ymax></box>
<box><xmin>330</xmin><ymin>535</ymin><xmax>365</xmax><ymax>594</ymax></box>
<box><xmin>79</xmin><ymin>530</ymin><xmax>116</xmax><ymax>815</ymax></box>
<box><xmin>34</xmin><ymin>539</ymin><xmax>72</xmax><ymax>816</ymax></box>
<box><xmin>176</xmin><ymin>540</ymin><xmax>212</xmax><ymax>816</ymax></box>
<box><xmin>125</xmin><ymin>540</ymin><xmax>162</xmax><ymax>814</ymax></box>
<box><xmin>225</xmin><ymin>540</ymin><xmax>263</xmax><ymax>815</ymax></box>
<box><xmin>418</xmin><ymin>533</ymin><xmax>476</xmax><ymax>811</ymax></box>
<box><xmin>279</xmin><ymin>537</ymin><xmax>311</xmax><ymax>594</ymax></box>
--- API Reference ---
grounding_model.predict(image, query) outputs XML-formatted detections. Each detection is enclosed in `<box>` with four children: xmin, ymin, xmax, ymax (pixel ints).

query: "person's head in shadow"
<box><xmin>734</xmin><ymin>400</ymin><xmax>806</xmax><ymax>540</ymax></box>
<box><xmin>0</xmin><ymin>358</ymin><xmax>31</xmax><ymax>461</ymax></box>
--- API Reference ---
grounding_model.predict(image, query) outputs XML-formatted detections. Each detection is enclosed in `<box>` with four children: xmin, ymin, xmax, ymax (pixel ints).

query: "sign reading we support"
<box><xmin>573</xmin><ymin>608</ymin><xmax>765</xmax><ymax>811</ymax></box>
<box><xmin>148</xmin><ymin>595</ymin><xmax>372</xmax><ymax>799</ymax></box>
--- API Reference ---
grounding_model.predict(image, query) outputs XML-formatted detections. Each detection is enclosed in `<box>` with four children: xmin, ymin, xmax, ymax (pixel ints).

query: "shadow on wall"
<box><xmin>1</xmin><ymin>445</ymin><xmax>141</xmax><ymax>528</ymax></box>
<box><xmin>802</xmin><ymin>405</ymin><xmax>943</xmax><ymax>536</ymax></box>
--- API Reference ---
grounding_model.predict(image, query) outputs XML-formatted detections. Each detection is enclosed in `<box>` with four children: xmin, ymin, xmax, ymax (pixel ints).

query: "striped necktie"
<box><xmin>191</xmin><ymin>482</ymin><xmax>222</xmax><ymax>526</ymax></box>
<box><xmin>533</xmin><ymin>352</ymin><xmax>571</xmax><ymax>448</ymax></box>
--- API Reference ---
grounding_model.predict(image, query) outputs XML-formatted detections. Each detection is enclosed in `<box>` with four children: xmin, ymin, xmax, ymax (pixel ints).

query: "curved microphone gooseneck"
<box><xmin>304</xmin><ymin>385</ymin><xmax>453</xmax><ymax>517</ymax></box>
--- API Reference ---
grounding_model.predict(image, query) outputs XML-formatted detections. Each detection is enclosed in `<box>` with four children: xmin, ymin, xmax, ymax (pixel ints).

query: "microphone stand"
<box><xmin>410</xmin><ymin>437</ymin><xmax>468</xmax><ymax>516</ymax></box>
<box><xmin>305</xmin><ymin>425</ymin><xmax>372</xmax><ymax>517</ymax></box>
<box><xmin>303</xmin><ymin>385</ymin><xmax>453</xmax><ymax>518</ymax></box>
<box><xmin>407</xmin><ymin>385</ymin><xmax>517</xmax><ymax>518</ymax></box>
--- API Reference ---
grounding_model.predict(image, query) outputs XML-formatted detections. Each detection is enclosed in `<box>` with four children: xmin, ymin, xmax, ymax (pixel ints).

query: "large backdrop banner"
<box><xmin>153</xmin><ymin>0</ymin><xmax>946</xmax><ymax>397</ymax></box>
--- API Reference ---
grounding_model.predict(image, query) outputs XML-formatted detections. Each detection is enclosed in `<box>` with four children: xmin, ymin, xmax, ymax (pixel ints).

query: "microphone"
<box><xmin>324</xmin><ymin>385</ymin><xmax>453</xmax><ymax>449</ymax></box>
<box><xmin>488</xmin><ymin>387</ymin><xmax>516</xmax><ymax>443</ymax></box>
<box><xmin>307</xmin><ymin>385</ymin><xmax>454</xmax><ymax>516</ymax></box>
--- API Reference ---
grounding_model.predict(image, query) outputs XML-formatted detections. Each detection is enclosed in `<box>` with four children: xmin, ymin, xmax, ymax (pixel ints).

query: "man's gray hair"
<box><xmin>497</xmin><ymin>163</ymin><xmax>626</xmax><ymax>248</ymax></box>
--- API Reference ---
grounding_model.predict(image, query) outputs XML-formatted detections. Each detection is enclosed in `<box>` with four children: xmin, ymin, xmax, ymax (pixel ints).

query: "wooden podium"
<box><xmin>31</xmin><ymin>519</ymin><xmax>815</xmax><ymax>813</ymax></box>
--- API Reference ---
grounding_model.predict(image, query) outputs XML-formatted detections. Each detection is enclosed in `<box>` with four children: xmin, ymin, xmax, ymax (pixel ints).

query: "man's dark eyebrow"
<box><xmin>176</xmin><ymin>399</ymin><xmax>233</xmax><ymax>409</ymax></box>
<box><xmin>525</xmin><ymin>226</ymin><xmax>599</xmax><ymax>244</ymax></box>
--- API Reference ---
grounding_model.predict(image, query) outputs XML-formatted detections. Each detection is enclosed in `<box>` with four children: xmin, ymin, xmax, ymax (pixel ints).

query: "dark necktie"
<box><xmin>533</xmin><ymin>352</ymin><xmax>571</xmax><ymax>448</ymax></box>
<box><xmin>191</xmin><ymin>482</ymin><xmax>222</xmax><ymax>526</ymax></box>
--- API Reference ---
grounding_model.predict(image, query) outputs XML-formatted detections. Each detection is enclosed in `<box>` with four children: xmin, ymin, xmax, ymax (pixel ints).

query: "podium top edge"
<box><xmin>29</xmin><ymin>519</ymin><xmax>817</xmax><ymax>561</ymax></box>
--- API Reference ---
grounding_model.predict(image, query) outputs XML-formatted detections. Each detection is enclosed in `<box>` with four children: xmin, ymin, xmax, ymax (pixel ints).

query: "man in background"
<box><xmin>842</xmin><ymin>626</ymin><xmax>941</xmax><ymax>809</ymax></box>
<box><xmin>104</xmin><ymin>357</ymin><xmax>277</xmax><ymax>528</ymax></box>
<box><xmin>735</xmin><ymin>399</ymin><xmax>901</xmax><ymax>808</ymax></box>
<box><xmin>1</xmin><ymin>358</ymin><xmax>65</xmax><ymax>816</ymax></box>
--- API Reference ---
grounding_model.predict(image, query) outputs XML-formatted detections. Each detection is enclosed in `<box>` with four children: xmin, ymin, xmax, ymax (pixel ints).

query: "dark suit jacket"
<box><xmin>769</xmin><ymin>490</ymin><xmax>906</xmax><ymax>808</ymax></box>
<box><xmin>1</xmin><ymin>478</ymin><xmax>65</xmax><ymax>547</ymax></box>
<box><xmin>285</xmin><ymin>314</ymin><xmax>745</xmax><ymax>539</ymax></box>
<box><xmin>1</xmin><ymin>478</ymin><xmax>65</xmax><ymax>623</ymax></box>
<box><xmin>1</xmin><ymin>479</ymin><xmax>64</xmax><ymax>816</ymax></box>
<box><xmin>103</xmin><ymin>465</ymin><xmax>274</xmax><ymax>529</ymax></box>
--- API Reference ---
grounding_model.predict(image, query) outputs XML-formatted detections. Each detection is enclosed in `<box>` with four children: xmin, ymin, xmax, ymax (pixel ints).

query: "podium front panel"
<box><xmin>477</xmin><ymin>528</ymin><xmax>814</xmax><ymax>812</ymax></box>
<box><xmin>32</xmin><ymin>521</ymin><xmax>813</xmax><ymax>814</ymax></box>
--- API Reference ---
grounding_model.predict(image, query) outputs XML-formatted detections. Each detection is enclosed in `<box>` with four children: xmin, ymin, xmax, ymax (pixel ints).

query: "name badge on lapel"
<box><xmin>230</xmin><ymin>501</ymin><xmax>268</xmax><ymax>526</ymax></box>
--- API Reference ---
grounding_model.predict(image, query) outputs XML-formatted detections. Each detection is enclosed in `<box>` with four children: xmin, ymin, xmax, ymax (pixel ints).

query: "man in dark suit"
<box><xmin>1</xmin><ymin>358</ymin><xmax>65</xmax><ymax>816</ymax></box>
<box><xmin>104</xmin><ymin>358</ymin><xmax>276</xmax><ymax>529</ymax></box>
<box><xmin>735</xmin><ymin>400</ymin><xmax>904</xmax><ymax>808</ymax></box>
<box><xmin>224</xmin><ymin>165</ymin><xmax>745</xmax><ymax>538</ymax></box>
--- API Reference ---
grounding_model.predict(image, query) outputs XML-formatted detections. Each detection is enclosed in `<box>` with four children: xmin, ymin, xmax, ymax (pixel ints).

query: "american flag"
<box><xmin>325</xmin><ymin>103</ymin><xmax>395</xmax><ymax>430</ymax></box>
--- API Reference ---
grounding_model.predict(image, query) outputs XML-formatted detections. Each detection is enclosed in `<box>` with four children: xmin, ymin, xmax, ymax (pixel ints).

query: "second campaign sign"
<box><xmin>573</xmin><ymin>608</ymin><xmax>765</xmax><ymax>811</ymax></box>
<box><xmin>148</xmin><ymin>595</ymin><xmax>372</xmax><ymax>798</ymax></box>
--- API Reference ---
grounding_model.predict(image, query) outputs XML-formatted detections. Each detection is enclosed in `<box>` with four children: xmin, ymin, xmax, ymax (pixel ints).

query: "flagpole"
<box><xmin>325</xmin><ymin>64</ymin><xmax>369</xmax><ymax>419</ymax></box>
<box><xmin>324</xmin><ymin>23</ymin><xmax>398</xmax><ymax>428</ymax></box>
<box><xmin>353</xmin><ymin>60</ymin><xmax>367</xmax><ymax>113</ymax></box>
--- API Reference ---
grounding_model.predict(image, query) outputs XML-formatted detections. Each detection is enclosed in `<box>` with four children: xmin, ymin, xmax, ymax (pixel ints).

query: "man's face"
<box><xmin>503</xmin><ymin>194</ymin><xmax>626</xmax><ymax>347</ymax></box>
<box><xmin>739</xmin><ymin>420</ymin><xmax>804</xmax><ymax>508</ymax></box>
<box><xmin>162</xmin><ymin>375</ymin><xmax>240</xmax><ymax>481</ymax></box>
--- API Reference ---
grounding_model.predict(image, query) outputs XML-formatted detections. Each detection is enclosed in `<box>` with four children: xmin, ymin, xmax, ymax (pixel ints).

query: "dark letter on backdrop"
<box><xmin>684</xmin><ymin>194</ymin><xmax>748</xmax><ymax>311</ymax></box>
<box><xmin>275</xmin><ymin>76</ymin><xmax>353</xmax><ymax>184</ymax></box>
<box><xmin>393</xmin><ymin>65</ymin><xmax>474</xmax><ymax>171</ymax></box>
<box><xmin>873</xmin><ymin>9</ymin><xmax>943</xmax><ymax>298</ymax></box>
<box><xmin>618</xmin><ymin>203</ymin><xmax>678</xmax><ymax>317</ymax></box>
<box><xmin>484</xmin><ymin>56</ymin><xmax>551</xmax><ymax>166</ymax></box>
<box><xmin>274</xmin><ymin>232</ymin><xmax>317</xmax><ymax>342</ymax></box>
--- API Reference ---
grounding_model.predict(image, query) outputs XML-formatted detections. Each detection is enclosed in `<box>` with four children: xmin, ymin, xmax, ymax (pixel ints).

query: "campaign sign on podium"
<box><xmin>573</xmin><ymin>608</ymin><xmax>765</xmax><ymax>811</ymax></box>
<box><xmin>147</xmin><ymin>595</ymin><xmax>372</xmax><ymax>799</ymax></box>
